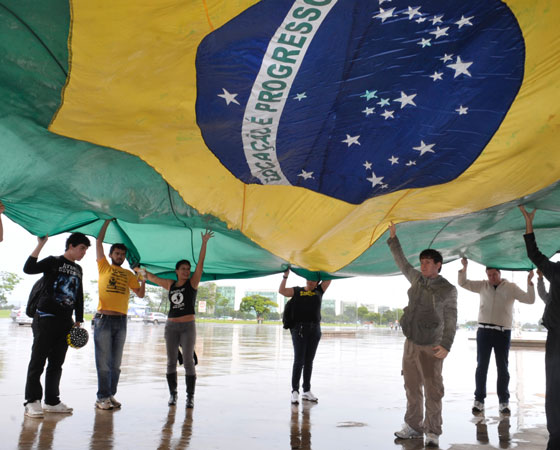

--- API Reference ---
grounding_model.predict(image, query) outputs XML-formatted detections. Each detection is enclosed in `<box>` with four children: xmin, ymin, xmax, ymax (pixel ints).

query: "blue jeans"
<box><xmin>290</xmin><ymin>322</ymin><xmax>321</xmax><ymax>392</ymax></box>
<box><xmin>475</xmin><ymin>327</ymin><xmax>511</xmax><ymax>403</ymax></box>
<box><xmin>94</xmin><ymin>315</ymin><xmax>127</xmax><ymax>400</ymax></box>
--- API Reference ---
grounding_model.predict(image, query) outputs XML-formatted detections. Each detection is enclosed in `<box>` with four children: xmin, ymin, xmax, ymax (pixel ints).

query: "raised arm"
<box><xmin>319</xmin><ymin>279</ymin><xmax>332</xmax><ymax>293</ymax></box>
<box><xmin>96</xmin><ymin>219</ymin><xmax>111</xmax><ymax>261</ymax></box>
<box><xmin>519</xmin><ymin>205</ymin><xmax>535</xmax><ymax>234</ymax></box>
<box><xmin>0</xmin><ymin>201</ymin><xmax>4</xmax><ymax>242</ymax></box>
<box><xmin>511</xmin><ymin>270</ymin><xmax>535</xmax><ymax>304</ymax></box>
<box><xmin>23</xmin><ymin>236</ymin><xmax>49</xmax><ymax>274</ymax></box>
<box><xmin>190</xmin><ymin>229</ymin><xmax>214</xmax><ymax>290</ymax></box>
<box><xmin>386</xmin><ymin>222</ymin><xmax>419</xmax><ymax>283</ymax></box>
<box><xmin>520</xmin><ymin>206</ymin><xmax>560</xmax><ymax>281</ymax></box>
<box><xmin>457</xmin><ymin>257</ymin><xmax>484</xmax><ymax>292</ymax></box>
<box><xmin>135</xmin><ymin>267</ymin><xmax>173</xmax><ymax>291</ymax></box>
<box><xmin>279</xmin><ymin>269</ymin><xmax>295</xmax><ymax>297</ymax></box>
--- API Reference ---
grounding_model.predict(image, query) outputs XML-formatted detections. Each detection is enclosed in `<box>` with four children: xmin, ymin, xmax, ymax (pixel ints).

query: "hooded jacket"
<box><xmin>388</xmin><ymin>236</ymin><xmax>457</xmax><ymax>351</ymax></box>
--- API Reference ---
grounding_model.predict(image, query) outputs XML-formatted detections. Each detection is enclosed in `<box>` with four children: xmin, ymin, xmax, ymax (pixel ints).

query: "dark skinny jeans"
<box><xmin>25</xmin><ymin>314</ymin><xmax>73</xmax><ymax>405</ymax></box>
<box><xmin>290</xmin><ymin>322</ymin><xmax>321</xmax><ymax>392</ymax></box>
<box><xmin>546</xmin><ymin>329</ymin><xmax>560</xmax><ymax>450</ymax></box>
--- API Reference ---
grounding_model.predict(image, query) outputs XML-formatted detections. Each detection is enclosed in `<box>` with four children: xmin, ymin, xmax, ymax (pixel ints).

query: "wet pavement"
<box><xmin>0</xmin><ymin>320</ymin><xmax>549</xmax><ymax>449</ymax></box>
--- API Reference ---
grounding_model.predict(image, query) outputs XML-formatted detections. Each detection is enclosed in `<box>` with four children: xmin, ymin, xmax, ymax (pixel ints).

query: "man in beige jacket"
<box><xmin>459</xmin><ymin>258</ymin><xmax>534</xmax><ymax>415</ymax></box>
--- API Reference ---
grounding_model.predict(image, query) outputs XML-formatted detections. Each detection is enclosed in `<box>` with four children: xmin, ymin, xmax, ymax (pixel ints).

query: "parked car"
<box><xmin>12</xmin><ymin>307</ymin><xmax>33</xmax><ymax>326</ymax></box>
<box><xmin>143</xmin><ymin>312</ymin><xmax>167</xmax><ymax>325</ymax></box>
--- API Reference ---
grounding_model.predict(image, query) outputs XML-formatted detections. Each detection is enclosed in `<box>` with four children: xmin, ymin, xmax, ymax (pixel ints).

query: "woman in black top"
<box><xmin>279</xmin><ymin>269</ymin><xmax>331</xmax><ymax>404</ymax></box>
<box><xmin>137</xmin><ymin>229</ymin><xmax>213</xmax><ymax>408</ymax></box>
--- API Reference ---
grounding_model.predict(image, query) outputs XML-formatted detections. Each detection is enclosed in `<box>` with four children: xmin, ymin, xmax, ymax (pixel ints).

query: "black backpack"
<box><xmin>282</xmin><ymin>296</ymin><xmax>296</xmax><ymax>329</ymax></box>
<box><xmin>26</xmin><ymin>276</ymin><xmax>48</xmax><ymax>318</ymax></box>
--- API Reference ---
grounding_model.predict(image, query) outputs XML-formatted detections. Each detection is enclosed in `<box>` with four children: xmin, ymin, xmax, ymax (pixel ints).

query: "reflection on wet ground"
<box><xmin>0</xmin><ymin>321</ymin><xmax>549</xmax><ymax>449</ymax></box>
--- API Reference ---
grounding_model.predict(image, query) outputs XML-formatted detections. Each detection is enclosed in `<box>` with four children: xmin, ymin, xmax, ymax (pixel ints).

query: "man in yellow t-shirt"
<box><xmin>93</xmin><ymin>219</ymin><xmax>145</xmax><ymax>410</ymax></box>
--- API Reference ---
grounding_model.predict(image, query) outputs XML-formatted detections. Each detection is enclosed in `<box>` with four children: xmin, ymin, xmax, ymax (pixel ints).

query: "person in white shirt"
<box><xmin>458</xmin><ymin>258</ymin><xmax>534</xmax><ymax>415</ymax></box>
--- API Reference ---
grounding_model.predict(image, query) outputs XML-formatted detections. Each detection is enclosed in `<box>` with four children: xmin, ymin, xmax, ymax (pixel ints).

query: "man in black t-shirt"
<box><xmin>23</xmin><ymin>232</ymin><xmax>90</xmax><ymax>418</ymax></box>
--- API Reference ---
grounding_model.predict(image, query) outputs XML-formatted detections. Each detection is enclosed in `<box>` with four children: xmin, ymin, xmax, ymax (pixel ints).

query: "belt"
<box><xmin>94</xmin><ymin>313</ymin><xmax>127</xmax><ymax>319</ymax></box>
<box><xmin>478</xmin><ymin>323</ymin><xmax>510</xmax><ymax>332</ymax></box>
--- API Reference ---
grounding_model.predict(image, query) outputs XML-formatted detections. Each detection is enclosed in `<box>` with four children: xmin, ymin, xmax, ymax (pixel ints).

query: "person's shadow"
<box><xmin>157</xmin><ymin>407</ymin><xmax>194</xmax><ymax>450</ymax></box>
<box><xmin>18</xmin><ymin>414</ymin><xmax>70</xmax><ymax>449</ymax></box>
<box><xmin>290</xmin><ymin>402</ymin><xmax>315</xmax><ymax>449</ymax></box>
<box><xmin>90</xmin><ymin>408</ymin><xmax>115</xmax><ymax>449</ymax></box>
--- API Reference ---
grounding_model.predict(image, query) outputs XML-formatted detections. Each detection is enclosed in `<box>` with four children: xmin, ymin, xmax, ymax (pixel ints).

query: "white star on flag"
<box><xmin>418</xmin><ymin>38</ymin><xmax>431</xmax><ymax>48</ymax></box>
<box><xmin>447</xmin><ymin>56</ymin><xmax>473</xmax><ymax>78</ymax></box>
<box><xmin>362</xmin><ymin>107</ymin><xmax>375</xmax><ymax>116</ymax></box>
<box><xmin>413</xmin><ymin>140</ymin><xmax>436</xmax><ymax>156</ymax></box>
<box><xmin>456</xmin><ymin>105</ymin><xmax>468</xmax><ymax>115</ymax></box>
<box><xmin>379</xmin><ymin>0</ymin><xmax>391</xmax><ymax>4</ymax></box>
<box><xmin>430</xmin><ymin>71</ymin><xmax>443</xmax><ymax>81</ymax></box>
<box><xmin>363</xmin><ymin>161</ymin><xmax>372</xmax><ymax>170</ymax></box>
<box><xmin>431</xmin><ymin>15</ymin><xmax>443</xmax><ymax>25</ymax></box>
<box><xmin>218</xmin><ymin>88</ymin><xmax>240</xmax><ymax>105</ymax></box>
<box><xmin>388</xmin><ymin>155</ymin><xmax>399</xmax><ymax>165</ymax></box>
<box><xmin>381</xmin><ymin>184</ymin><xmax>389</xmax><ymax>189</ymax></box>
<box><xmin>367</xmin><ymin>171</ymin><xmax>384</xmax><ymax>187</ymax></box>
<box><xmin>440</xmin><ymin>53</ymin><xmax>453</xmax><ymax>63</ymax></box>
<box><xmin>406</xmin><ymin>160</ymin><xmax>417</xmax><ymax>166</ymax></box>
<box><xmin>430</xmin><ymin>26</ymin><xmax>449</xmax><ymax>39</ymax></box>
<box><xmin>373</xmin><ymin>7</ymin><xmax>396</xmax><ymax>22</ymax></box>
<box><xmin>377</xmin><ymin>98</ymin><xmax>390</xmax><ymax>107</ymax></box>
<box><xmin>415</xmin><ymin>17</ymin><xmax>426</xmax><ymax>23</ymax></box>
<box><xmin>456</xmin><ymin>15</ymin><xmax>474</xmax><ymax>29</ymax></box>
<box><xmin>394</xmin><ymin>92</ymin><xmax>417</xmax><ymax>109</ymax></box>
<box><xmin>342</xmin><ymin>134</ymin><xmax>361</xmax><ymax>147</ymax></box>
<box><xmin>298</xmin><ymin>170</ymin><xmax>314</xmax><ymax>180</ymax></box>
<box><xmin>381</xmin><ymin>110</ymin><xmax>394</xmax><ymax>120</ymax></box>
<box><xmin>294</xmin><ymin>93</ymin><xmax>307</xmax><ymax>101</ymax></box>
<box><xmin>405</xmin><ymin>6</ymin><xmax>422</xmax><ymax>20</ymax></box>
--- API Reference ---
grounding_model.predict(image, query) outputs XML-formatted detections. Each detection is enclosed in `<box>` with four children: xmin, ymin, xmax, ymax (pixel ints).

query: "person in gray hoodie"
<box><xmin>388</xmin><ymin>222</ymin><xmax>457</xmax><ymax>448</ymax></box>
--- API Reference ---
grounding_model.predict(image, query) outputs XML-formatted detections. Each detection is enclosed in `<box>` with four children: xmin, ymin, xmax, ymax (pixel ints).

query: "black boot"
<box><xmin>166</xmin><ymin>373</ymin><xmax>178</xmax><ymax>406</ymax></box>
<box><xmin>186</xmin><ymin>375</ymin><xmax>196</xmax><ymax>409</ymax></box>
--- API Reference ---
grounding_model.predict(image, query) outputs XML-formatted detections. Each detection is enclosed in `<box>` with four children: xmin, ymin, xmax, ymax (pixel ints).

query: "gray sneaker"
<box><xmin>43</xmin><ymin>402</ymin><xmax>73</xmax><ymax>414</ymax></box>
<box><xmin>109</xmin><ymin>396</ymin><xmax>122</xmax><ymax>409</ymax></box>
<box><xmin>95</xmin><ymin>398</ymin><xmax>114</xmax><ymax>410</ymax></box>
<box><xmin>499</xmin><ymin>402</ymin><xmax>510</xmax><ymax>415</ymax></box>
<box><xmin>472</xmin><ymin>400</ymin><xmax>485</xmax><ymax>414</ymax></box>
<box><xmin>24</xmin><ymin>400</ymin><xmax>44</xmax><ymax>418</ymax></box>
<box><xmin>394</xmin><ymin>423</ymin><xmax>422</xmax><ymax>439</ymax></box>
<box><xmin>425</xmin><ymin>433</ymin><xmax>439</xmax><ymax>447</ymax></box>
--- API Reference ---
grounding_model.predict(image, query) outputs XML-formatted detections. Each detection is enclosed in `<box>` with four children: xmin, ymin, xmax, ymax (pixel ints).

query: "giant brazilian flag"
<box><xmin>1</xmin><ymin>0</ymin><xmax>560</xmax><ymax>279</ymax></box>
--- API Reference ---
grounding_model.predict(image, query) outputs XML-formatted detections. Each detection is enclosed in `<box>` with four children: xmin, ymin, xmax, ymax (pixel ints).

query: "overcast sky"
<box><xmin>0</xmin><ymin>215</ymin><xmax>548</xmax><ymax>324</ymax></box>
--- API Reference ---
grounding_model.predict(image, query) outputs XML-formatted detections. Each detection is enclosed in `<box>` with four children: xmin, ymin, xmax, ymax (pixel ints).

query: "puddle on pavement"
<box><xmin>0</xmin><ymin>321</ymin><xmax>549</xmax><ymax>449</ymax></box>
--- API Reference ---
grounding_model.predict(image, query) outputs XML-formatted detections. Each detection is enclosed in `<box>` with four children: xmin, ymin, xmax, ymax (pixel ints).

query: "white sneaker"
<box><xmin>499</xmin><ymin>402</ymin><xmax>511</xmax><ymax>414</ymax></box>
<box><xmin>291</xmin><ymin>391</ymin><xmax>299</xmax><ymax>404</ymax></box>
<box><xmin>43</xmin><ymin>402</ymin><xmax>73</xmax><ymax>414</ymax></box>
<box><xmin>110</xmin><ymin>396</ymin><xmax>122</xmax><ymax>409</ymax></box>
<box><xmin>425</xmin><ymin>433</ymin><xmax>439</xmax><ymax>447</ymax></box>
<box><xmin>95</xmin><ymin>398</ymin><xmax>114</xmax><ymax>410</ymax></box>
<box><xmin>394</xmin><ymin>423</ymin><xmax>422</xmax><ymax>439</ymax></box>
<box><xmin>301</xmin><ymin>391</ymin><xmax>318</xmax><ymax>402</ymax></box>
<box><xmin>472</xmin><ymin>400</ymin><xmax>485</xmax><ymax>414</ymax></box>
<box><xmin>24</xmin><ymin>400</ymin><xmax>44</xmax><ymax>418</ymax></box>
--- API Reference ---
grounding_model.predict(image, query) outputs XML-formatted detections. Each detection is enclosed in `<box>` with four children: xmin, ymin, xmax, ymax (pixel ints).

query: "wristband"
<box><xmin>283</xmin><ymin>277</ymin><xmax>288</xmax><ymax>279</ymax></box>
